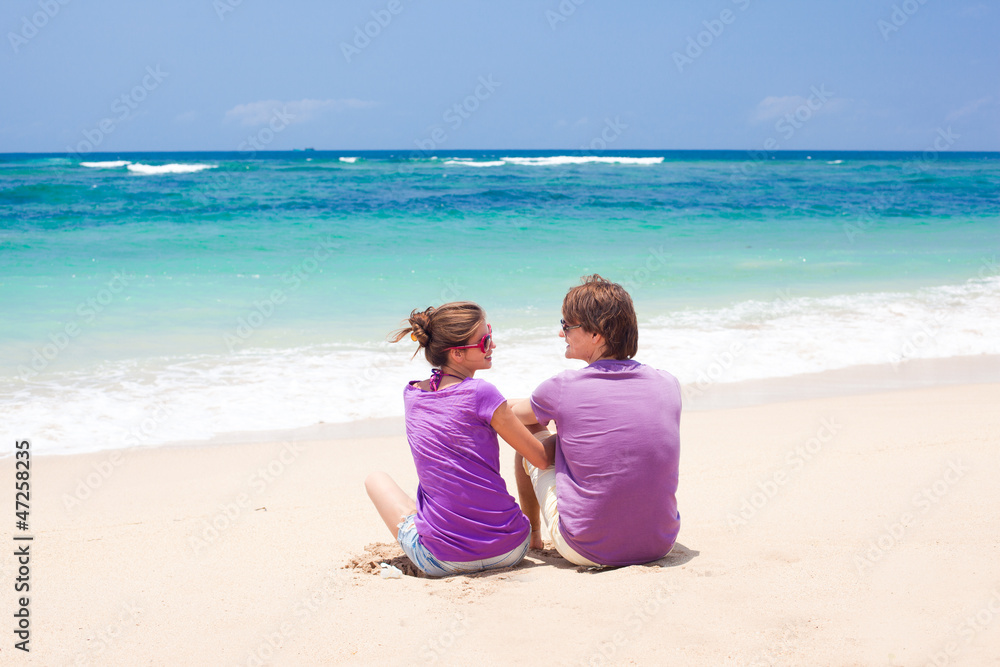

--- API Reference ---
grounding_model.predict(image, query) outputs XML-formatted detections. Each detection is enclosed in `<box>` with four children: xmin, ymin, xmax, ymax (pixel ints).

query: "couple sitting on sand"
<box><xmin>365</xmin><ymin>275</ymin><xmax>682</xmax><ymax>576</ymax></box>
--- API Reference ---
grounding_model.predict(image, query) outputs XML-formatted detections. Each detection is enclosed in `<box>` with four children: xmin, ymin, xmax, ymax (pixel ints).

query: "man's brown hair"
<box><xmin>562</xmin><ymin>274</ymin><xmax>638</xmax><ymax>360</ymax></box>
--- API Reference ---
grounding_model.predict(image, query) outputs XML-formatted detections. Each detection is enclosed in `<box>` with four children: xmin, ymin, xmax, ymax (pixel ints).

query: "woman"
<box><xmin>364</xmin><ymin>301</ymin><xmax>551</xmax><ymax>577</ymax></box>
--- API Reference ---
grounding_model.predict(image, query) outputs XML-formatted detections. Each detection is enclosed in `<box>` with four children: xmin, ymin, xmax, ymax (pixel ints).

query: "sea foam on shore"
<box><xmin>5</xmin><ymin>275</ymin><xmax>999</xmax><ymax>456</ymax></box>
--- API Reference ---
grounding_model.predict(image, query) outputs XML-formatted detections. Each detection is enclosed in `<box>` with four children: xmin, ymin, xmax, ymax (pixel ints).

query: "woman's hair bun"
<box><xmin>389</xmin><ymin>302</ymin><xmax>483</xmax><ymax>367</ymax></box>
<box><xmin>408</xmin><ymin>308</ymin><xmax>433</xmax><ymax>346</ymax></box>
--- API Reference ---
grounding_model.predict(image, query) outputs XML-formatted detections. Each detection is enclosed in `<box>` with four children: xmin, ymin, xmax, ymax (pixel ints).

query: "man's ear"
<box><xmin>591</xmin><ymin>331</ymin><xmax>609</xmax><ymax>354</ymax></box>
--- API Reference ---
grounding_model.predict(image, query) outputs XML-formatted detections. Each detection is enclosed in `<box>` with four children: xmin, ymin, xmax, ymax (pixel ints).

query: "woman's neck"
<box><xmin>441</xmin><ymin>365</ymin><xmax>473</xmax><ymax>380</ymax></box>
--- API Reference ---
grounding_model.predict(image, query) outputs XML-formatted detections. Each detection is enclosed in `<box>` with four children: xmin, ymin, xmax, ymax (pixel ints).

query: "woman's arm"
<box><xmin>491</xmin><ymin>401</ymin><xmax>553</xmax><ymax>469</ymax></box>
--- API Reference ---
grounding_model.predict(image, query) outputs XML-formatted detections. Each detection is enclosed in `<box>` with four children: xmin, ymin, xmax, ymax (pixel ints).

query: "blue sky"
<box><xmin>1</xmin><ymin>0</ymin><xmax>997</xmax><ymax>153</ymax></box>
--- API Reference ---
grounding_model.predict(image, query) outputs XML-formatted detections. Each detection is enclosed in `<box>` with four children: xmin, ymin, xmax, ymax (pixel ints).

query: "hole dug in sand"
<box><xmin>344</xmin><ymin>542</ymin><xmax>424</xmax><ymax>578</ymax></box>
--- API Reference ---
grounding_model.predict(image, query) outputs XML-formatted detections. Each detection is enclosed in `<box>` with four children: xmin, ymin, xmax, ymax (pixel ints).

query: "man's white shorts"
<box><xmin>522</xmin><ymin>458</ymin><xmax>602</xmax><ymax>568</ymax></box>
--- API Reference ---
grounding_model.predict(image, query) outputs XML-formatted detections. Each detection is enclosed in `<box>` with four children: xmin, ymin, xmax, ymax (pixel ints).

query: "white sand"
<box><xmin>3</xmin><ymin>381</ymin><xmax>999</xmax><ymax>665</ymax></box>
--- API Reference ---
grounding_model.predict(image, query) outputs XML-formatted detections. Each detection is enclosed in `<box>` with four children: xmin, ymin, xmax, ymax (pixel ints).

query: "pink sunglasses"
<box><xmin>445</xmin><ymin>324</ymin><xmax>492</xmax><ymax>353</ymax></box>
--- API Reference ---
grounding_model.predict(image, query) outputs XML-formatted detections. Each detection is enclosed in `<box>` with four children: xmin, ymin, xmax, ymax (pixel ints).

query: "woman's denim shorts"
<box><xmin>396</xmin><ymin>514</ymin><xmax>529</xmax><ymax>578</ymax></box>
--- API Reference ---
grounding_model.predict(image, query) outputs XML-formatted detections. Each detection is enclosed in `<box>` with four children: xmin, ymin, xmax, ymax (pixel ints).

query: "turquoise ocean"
<box><xmin>2</xmin><ymin>151</ymin><xmax>998</xmax><ymax>455</ymax></box>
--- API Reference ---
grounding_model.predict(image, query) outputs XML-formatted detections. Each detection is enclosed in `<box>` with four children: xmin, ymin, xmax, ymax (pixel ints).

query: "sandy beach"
<box><xmin>4</xmin><ymin>1</ymin><xmax>998</xmax><ymax>664</ymax></box>
<box><xmin>3</xmin><ymin>368</ymin><xmax>999</xmax><ymax>666</ymax></box>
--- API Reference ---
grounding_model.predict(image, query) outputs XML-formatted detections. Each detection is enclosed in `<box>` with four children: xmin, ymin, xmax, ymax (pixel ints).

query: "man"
<box><xmin>512</xmin><ymin>274</ymin><xmax>681</xmax><ymax>567</ymax></box>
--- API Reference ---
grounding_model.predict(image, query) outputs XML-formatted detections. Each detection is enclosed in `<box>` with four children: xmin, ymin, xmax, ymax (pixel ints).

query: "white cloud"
<box><xmin>960</xmin><ymin>3</ymin><xmax>989</xmax><ymax>18</ymax></box>
<box><xmin>751</xmin><ymin>92</ymin><xmax>849</xmax><ymax>124</ymax></box>
<box><xmin>946</xmin><ymin>96</ymin><xmax>993</xmax><ymax>122</ymax></box>
<box><xmin>224</xmin><ymin>98</ymin><xmax>377</xmax><ymax>126</ymax></box>
<box><xmin>752</xmin><ymin>96</ymin><xmax>810</xmax><ymax>123</ymax></box>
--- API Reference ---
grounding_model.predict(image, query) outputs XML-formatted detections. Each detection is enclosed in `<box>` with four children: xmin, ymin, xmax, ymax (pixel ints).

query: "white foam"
<box><xmin>1</xmin><ymin>344</ymin><xmax>422</xmax><ymax>456</ymax></box>
<box><xmin>443</xmin><ymin>160</ymin><xmax>506</xmax><ymax>167</ymax></box>
<box><xmin>81</xmin><ymin>161</ymin><xmax>131</xmax><ymax>168</ymax></box>
<box><xmin>4</xmin><ymin>277</ymin><xmax>998</xmax><ymax>456</ymax></box>
<box><xmin>827</xmin><ymin>160</ymin><xmax>844</xmax><ymax>165</ymax></box>
<box><xmin>640</xmin><ymin>276</ymin><xmax>1000</xmax><ymax>384</ymax></box>
<box><xmin>339</xmin><ymin>157</ymin><xmax>358</xmax><ymax>163</ymax></box>
<box><xmin>35</xmin><ymin>157</ymin><xmax>75</xmax><ymax>166</ymax></box>
<box><xmin>501</xmin><ymin>156</ymin><xmax>664</xmax><ymax>166</ymax></box>
<box><xmin>126</xmin><ymin>163</ymin><xmax>217</xmax><ymax>175</ymax></box>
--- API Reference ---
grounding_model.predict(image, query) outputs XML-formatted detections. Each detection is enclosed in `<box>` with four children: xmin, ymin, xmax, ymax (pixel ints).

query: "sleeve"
<box><xmin>657</xmin><ymin>369</ymin><xmax>682</xmax><ymax>405</ymax></box>
<box><xmin>655</xmin><ymin>368</ymin><xmax>683</xmax><ymax>411</ymax></box>
<box><xmin>529</xmin><ymin>373</ymin><xmax>563</xmax><ymax>425</ymax></box>
<box><xmin>475</xmin><ymin>380</ymin><xmax>507</xmax><ymax>424</ymax></box>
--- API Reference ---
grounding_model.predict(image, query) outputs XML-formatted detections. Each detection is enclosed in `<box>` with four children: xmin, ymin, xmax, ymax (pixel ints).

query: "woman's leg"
<box><xmin>364</xmin><ymin>472</ymin><xmax>417</xmax><ymax>540</ymax></box>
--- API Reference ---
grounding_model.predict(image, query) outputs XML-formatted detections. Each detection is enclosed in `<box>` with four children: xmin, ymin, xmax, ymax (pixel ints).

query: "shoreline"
<box><xmin>681</xmin><ymin>352</ymin><xmax>1000</xmax><ymax>411</ymax></box>
<box><xmin>14</xmin><ymin>353</ymin><xmax>999</xmax><ymax>460</ymax></box>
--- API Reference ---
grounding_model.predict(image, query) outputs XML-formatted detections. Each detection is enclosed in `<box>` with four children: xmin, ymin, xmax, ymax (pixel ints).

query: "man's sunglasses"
<box><xmin>445</xmin><ymin>324</ymin><xmax>493</xmax><ymax>353</ymax></box>
<box><xmin>560</xmin><ymin>318</ymin><xmax>582</xmax><ymax>333</ymax></box>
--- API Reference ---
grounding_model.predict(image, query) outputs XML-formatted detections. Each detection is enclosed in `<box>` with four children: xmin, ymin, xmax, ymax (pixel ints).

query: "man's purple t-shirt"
<box><xmin>404</xmin><ymin>378</ymin><xmax>529</xmax><ymax>562</ymax></box>
<box><xmin>530</xmin><ymin>359</ymin><xmax>681</xmax><ymax>567</ymax></box>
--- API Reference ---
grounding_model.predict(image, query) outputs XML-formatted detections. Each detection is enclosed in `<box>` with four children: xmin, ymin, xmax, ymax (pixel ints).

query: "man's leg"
<box><xmin>517</xmin><ymin>435</ymin><xmax>603</xmax><ymax>568</ymax></box>
<box><xmin>364</xmin><ymin>471</ymin><xmax>417</xmax><ymax>540</ymax></box>
<box><xmin>515</xmin><ymin>428</ymin><xmax>555</xmax><ymax>549</ymax></box>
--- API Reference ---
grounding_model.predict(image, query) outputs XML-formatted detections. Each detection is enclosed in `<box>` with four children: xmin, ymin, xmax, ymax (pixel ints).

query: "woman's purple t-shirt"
<box><xmin>404</xmin><ymin>377</ymin><xmax>529</xmax><ymax>562</ymax></box>
<box><xmin>530</xmin><ymin>359</ymin><xmax>682</xmax><ymax>567</ymax></box>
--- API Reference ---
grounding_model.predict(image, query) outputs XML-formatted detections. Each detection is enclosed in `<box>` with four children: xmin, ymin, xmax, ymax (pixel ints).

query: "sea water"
<box><xmin>2</xmin><ymin>151</ymin><xmax>998</xmax><ymax>455</ymax></box>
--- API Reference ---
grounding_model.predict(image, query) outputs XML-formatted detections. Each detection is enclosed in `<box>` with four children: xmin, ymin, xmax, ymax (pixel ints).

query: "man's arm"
<box><xmin>509</xmin><ymin>397</ymin><xmax>540</xmax><ymax>426</ymax></box>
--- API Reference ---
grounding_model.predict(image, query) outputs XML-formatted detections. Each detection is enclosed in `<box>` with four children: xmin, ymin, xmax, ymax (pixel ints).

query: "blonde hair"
<box><xmin>389</xmin><ymin>301</ymin><xmax>485</xmax><ymax>367</ymax></box>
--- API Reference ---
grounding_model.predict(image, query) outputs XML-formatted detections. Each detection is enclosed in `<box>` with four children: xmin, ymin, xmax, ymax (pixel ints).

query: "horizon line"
<box><xmin>3</xmin><ymin>148</ymin><xmax>999</xmax><ymax>157</ymax></box>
